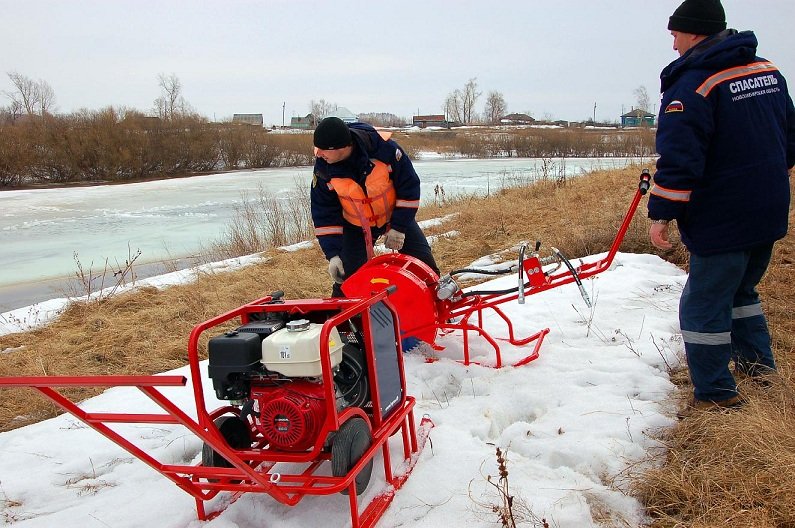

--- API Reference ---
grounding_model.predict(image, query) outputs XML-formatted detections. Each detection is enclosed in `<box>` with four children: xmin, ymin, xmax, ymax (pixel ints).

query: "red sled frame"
<box><xmin>344</xmin><ymin>170</ymin><xmax>652</xmax><ymax>368</ymax></box>
<box><xmin>0</xmin><ymin>288</ymin><xmax>434</xmax><ymax>528</ymax></box>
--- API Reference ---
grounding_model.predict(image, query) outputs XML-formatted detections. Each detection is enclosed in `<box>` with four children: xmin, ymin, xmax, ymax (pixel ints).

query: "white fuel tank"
<box><xmin>262</xmin><ymin>319</ymin><xmax>343</xmax><ymax>377</ymax></box>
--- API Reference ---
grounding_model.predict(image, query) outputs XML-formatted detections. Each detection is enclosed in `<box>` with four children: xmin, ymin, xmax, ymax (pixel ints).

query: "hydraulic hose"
<box><xmin>449</xmin><ymin>267</ymin><xmax>515</xmax><ymax>276</ymax></box>
<box><xmin>460</xmin><ymin>281</ymin><xmax>530</xmax><ymax>298</ymax></box>
<box><xmin>551</xmin><ymin>247</ymin><xmax>592</xmax><ymax>307</ymax></box>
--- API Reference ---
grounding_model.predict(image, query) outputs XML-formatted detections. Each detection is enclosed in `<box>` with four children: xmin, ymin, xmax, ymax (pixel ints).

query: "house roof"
<box><xmin>501</xmin><ymin>113</ymin><xmax>535</xmax><ymax>122</ymax></box>
<box><xmin>503</xmin><ymin>113</ymin><xmax>535</xmax><ymax>121</ymax></box>
<box><xmin>621</xmin><ymin>109</ymin><xmax>655</xmax><ymax>118</ymax></box>
<box><xmin>232</xmin><ymin>114</ymin><xmax>264</xmax><ymax>126</ymax></box>
<box><xmin>326</xmin><ymin>107</ymin><xmax>357</xmax><ymax>121</ymax></box>
<box><xmin>413</xmin><ymin>114</ymin><xmax>446</xmax><ymax>121</ymax></box>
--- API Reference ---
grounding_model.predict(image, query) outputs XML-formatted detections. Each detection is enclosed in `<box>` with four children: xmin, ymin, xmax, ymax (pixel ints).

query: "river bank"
<box><xmin>0</xmin><ymin>255</ymin><xmax>206</xmax><ymax>312</ymax></box>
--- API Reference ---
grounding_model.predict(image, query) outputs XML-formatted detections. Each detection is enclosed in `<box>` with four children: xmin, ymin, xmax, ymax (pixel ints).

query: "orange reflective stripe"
<box><xmin>696</xmin><ymin>61</ymin><xmax>778</xmax><ymax>97</ymax></box>
<box><xmin>396</xmin><ymin>199</ymin><xmax>420</xmax><ymax>209</ymax></box>
<box><xmin>651</xmin><ymin>184</ymin><xmax>691</xmax><ymax>202</ymax></box>
<box><xmin>315</xmin><ymin>225</ymin><xmax>344</xmax><ymax>236</ymax></box>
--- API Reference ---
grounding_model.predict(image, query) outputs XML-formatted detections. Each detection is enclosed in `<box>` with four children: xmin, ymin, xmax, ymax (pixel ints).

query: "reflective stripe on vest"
<box><xmin>650</xmin><ymin>183</ymin><xmax>691</xmax><ymax>202</ymax></box>
<box><xmin>396</xmin><ymin>199</ymin><xmax>420</xmax><ymax>209</ymax></box>
<box><xmin>314</xmin><ymin>225</ymin><xmax>343</xmax><ymax>237</ymax></box>
<box><xmin>695</xmin><ymin>61</ymin><xmax>778</xmax><ymax>97</ymax></box>
<box><xmin>329</xmin><ymin>160</ymin><xmax>396</xmax><ymax>228</ymax></box>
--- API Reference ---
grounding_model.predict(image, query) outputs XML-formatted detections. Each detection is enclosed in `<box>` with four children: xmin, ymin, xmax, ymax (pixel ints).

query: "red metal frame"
<box><xmin>344</xmin><ymin>171</ymin><xmax>651</xmax><ymax>368</ymax></box>
<box><xmin>0</xmin><ymin>289</ymin><xmax>434</xmax><ymax>528</ymax></box>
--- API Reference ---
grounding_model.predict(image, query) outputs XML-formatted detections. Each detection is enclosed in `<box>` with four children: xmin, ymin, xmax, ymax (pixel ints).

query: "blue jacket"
<box><xmin>311</xmin><ymin>122</ymin><xmax>422</xmax><ymax>259</ymax></box>
<box><xmin>649</xmin><ymin>30</ymin><xmax>795</xmax><ymax>255</ymax></box>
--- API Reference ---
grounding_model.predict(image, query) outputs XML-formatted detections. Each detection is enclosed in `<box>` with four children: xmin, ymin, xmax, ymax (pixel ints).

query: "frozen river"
<box><xmin>0</xmin><ymin>156</ymin><xmax>643</xmax><ymax>310</ymax></box>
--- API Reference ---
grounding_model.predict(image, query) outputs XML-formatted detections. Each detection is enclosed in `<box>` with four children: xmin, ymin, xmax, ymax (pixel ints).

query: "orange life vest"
<box><xmin>328</xmin><ymin>159</ymin><xmax>396</xmax><ymax>228</ymax></box>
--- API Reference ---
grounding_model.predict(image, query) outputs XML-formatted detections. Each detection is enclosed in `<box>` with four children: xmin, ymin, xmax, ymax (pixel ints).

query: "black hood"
<box><xmin>660</xmin><ymin>29</ymin><xmax>758</xmax><ymax>92</ymax></box>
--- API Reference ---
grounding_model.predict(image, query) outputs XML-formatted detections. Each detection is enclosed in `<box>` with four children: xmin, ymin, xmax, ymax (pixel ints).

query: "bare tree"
<box><xmin>483</xmin><ymin>91</ymin><xmax>507</xmax><ymax>125</ymax></box>
<box><xmin>4</xmin><ymin>72</ymin><xmax>56</xmax><ymax>115</ymax></box>
<box><xmin>36</xmin><ymin>81</ymin><xmax>56</xmax><ymax>115</ymax></box>
<box><xmin>443</xmin><ymin>91</ymin><xmax>463</xmax><ymax>124</ymax></box>
<box><xmin>154</xmin><ymin>73</ymin><xmax>192</xmax><ymax>119</ymax></box>
<box><xmin>358</xmin><ymin>112</ymin><xmax>406</xmax><ymax>127</ymax></box>
<box><xmin>309</xmin><ymin>99</ymin><xmax>338</xmax><ymax>124</ymax></box>
<box><xmin>633</xmin><ymin>85</ymin><xmax>651</xmax><ymax>112</ymax></box>
<box><xmin>6</xmin><ymin>72</ymin><xmax>37</xmax><ymax>115</ymax></box>
<box><xmin>444</xmin><ymin>78</ymin><xmax>482</xmax><ymax>125</ymax></box>
<box><xmin>461</xmin><ymin>78</ymin><xmax>481</xmax><ymax>124</ymax></box>
<box><xmin>1</xmin><ymin>100</ymin><xmax>22</xmax><ymax>122</ymax></box>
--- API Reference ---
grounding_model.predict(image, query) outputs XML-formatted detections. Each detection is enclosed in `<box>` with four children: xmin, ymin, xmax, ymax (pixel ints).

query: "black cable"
<box><xmin>461</xmin><ymin>281</ymin><xmax>531</xmax><ymax>298</ymax></box>
<box><xmin>450</xmin><ymin>267</ymin><xmax>515</xmax><ymax>276</ymax></box>
<box><xmin>552</xmin><ymin>247</ymin><xmax>592</xmax><ymax>307</ymax></box>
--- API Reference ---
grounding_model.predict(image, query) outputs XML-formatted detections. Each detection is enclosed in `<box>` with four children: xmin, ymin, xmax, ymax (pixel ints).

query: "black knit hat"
<box><xmin>668</xmin><ymin>0</ymin><xmax>726</xmax><ymax>35</ymax></box>
<box><xmin>313</xmin><ymin>117</ymin><xmax>352</xmax><ymax>150</ymax></box>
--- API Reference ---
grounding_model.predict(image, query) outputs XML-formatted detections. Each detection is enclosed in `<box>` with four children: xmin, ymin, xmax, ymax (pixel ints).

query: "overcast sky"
<box><xmin>2</xmin><ymin>0</ymin><xmax>793</xmax><ymax>126</ymax></box>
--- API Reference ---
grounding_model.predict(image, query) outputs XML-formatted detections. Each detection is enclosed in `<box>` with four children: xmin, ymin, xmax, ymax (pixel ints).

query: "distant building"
<box><xmin>290</xmin><ymin>113</ymin><xmax>316</xmax><ymax>129</ymax></box>
<box><xmin>412</xmin><ymin>114</ymin><xmax>448</xmax><ymax>128</ymax></box>
<box><xmin>500</xmin><ymin>113</ymin><xmax>535</xmax><ymax>125</ymax></box>
<box><xmin>621</xmin><ymin>108</ymin><xmax>655</xmax><ymax>127</ymax></box>
<box><xmin>326</xmin><ymin>107</ymin><xmax>358</xmax><ymax>123</ymax></box>
<box><xmin>232</xmin><ymin>113</ymin><xmax>264</xmax><ymax>126</ymax></box>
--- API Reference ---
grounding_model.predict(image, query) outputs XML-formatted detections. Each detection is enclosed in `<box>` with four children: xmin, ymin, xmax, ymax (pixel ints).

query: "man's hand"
<box><xmin>384</xmin><ymin>229</ymin><xmax>405</xmax><ymax>251</ymax></box>
<box><xmin>328</xmin><ymin>256</ymin><xmax>345</xmax><ymax>283</ymax></box>
<box><xmin>649</xmin><ymin>222</ymin><xmax>673</xmax><ymax>250</ymax></box>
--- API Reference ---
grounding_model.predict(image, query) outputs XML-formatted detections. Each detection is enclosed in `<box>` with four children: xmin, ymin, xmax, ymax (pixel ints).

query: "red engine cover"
<box><xmin>251</xmin><ymin>382</ymin><xmax>327</xmax><ymax>451</ymax></box>
<box><xmin>342</xmin><ymin>253</ymin><xmax>440</xmax><ymax>345</ymax></box>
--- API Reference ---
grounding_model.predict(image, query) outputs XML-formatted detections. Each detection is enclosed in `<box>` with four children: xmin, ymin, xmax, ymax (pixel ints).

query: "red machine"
<box><xmin>344</xmin><ymin>169</ymin><xmax>652</xmax><ymax>367</ymax></box>
<box><xmin>0</xmin><ymin>169</ymin><xmax>651</xmax><ymax>527</ymax></box>
<box><xmin>0</xmin><ymin>288</ymin><xmax>433</xmax><ymax>528</ymax></box>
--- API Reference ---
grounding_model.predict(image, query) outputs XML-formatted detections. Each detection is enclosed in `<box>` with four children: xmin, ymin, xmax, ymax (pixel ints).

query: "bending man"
<box><xmin>311</xmin><ymin>117</ymin><xmax>439</xmax><ymax>297</ymax></box>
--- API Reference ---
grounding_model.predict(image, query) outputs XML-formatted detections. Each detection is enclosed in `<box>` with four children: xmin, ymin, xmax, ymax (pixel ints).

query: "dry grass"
<box><xmin>632</xmin><ymin>179</ymin><xmax>795</xmax><ymax>528</ymax></box>
<box><xmin>635</xmin><ymin>371</ymin><xmax>795</xmax><ymax>528</ymax></box>
<box><xmin>392</xmin><ymin>126</ymin><xmax>656</xmax><ymax>159</ymax></box>
<box><xmin>1</xmin><ymin>166</ymin><xmax>794</xmax><ymax>527</ymax></box>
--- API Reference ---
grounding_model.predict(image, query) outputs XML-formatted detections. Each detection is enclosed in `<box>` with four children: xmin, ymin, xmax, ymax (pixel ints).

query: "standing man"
<box><xmin>648</xmin><ymin>0</ymin><xmax>795</xmax><ymax>411</ymax></box>
<box><xmin>311</xmin><ymin>117</ymin><xmax>439</xmax><ymax>297</ymax></box>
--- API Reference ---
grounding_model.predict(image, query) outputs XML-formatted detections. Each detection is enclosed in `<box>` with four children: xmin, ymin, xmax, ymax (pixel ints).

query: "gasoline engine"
<box><xmin>206</xmin><ymin>308</ymin><xmax>395</xmax><ymax>452</ymax></box>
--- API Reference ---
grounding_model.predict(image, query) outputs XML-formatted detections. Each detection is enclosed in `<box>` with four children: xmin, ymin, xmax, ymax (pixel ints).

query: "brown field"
<box><xmin>1</xmin><ymin>166</ymin><xmax>793</xmax><ymax>526</ymax></box>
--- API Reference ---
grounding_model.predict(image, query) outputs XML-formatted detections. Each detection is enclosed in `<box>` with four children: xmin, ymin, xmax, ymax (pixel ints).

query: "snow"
<box><xmin>0</xmin><ymin>254</ymin><xmax>267</xmax><ymax>336</ymax></box>
<box><xmin>0</xmin><ymin>247</ymin><xmax>686</xmax><ymax>527</ymax></box>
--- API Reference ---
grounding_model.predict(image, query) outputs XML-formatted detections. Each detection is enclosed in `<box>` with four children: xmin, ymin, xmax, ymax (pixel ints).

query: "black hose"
<box><xmin>461</xmin><ymin>281</ymin><xmax>531</xmax><ymax>298</ymax></box>
<box><xmin>450</xmin><ymin>267</ymin><xmax>515</xmax><ymax>276</ymax></box>
<box><xmin>553</xmin><ymin>247</ymin><xmax>592</xmax><ymax>307</ymax></box>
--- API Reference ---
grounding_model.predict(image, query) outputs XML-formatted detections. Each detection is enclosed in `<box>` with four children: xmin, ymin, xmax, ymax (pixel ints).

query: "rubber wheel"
<box><xmin>201</xmin><ymin>415</ymin><xmax>251</xmax><ymax>481</ymax></box>
<box><xmin>331</xmin><ymin>417</ymin><xmax>373</xmax><ymax>495</ymax></box>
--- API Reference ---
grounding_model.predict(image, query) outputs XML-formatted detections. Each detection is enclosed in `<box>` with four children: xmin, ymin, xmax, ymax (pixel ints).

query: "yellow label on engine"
<box><xmin>370</xmin><ymin>278</ymin><xmax>390</xmax><ymax>284</ymax></box>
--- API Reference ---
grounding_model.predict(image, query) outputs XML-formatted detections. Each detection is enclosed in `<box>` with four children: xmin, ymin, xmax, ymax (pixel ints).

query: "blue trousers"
<box><xmin>331</xmin><ymin>220</ymin><xmax>439</xmax><ymax>297</ymax></box>
<box><xmin>680</xmin><ymin>244</ymin><xmax>776</xmax><ymax>401</ymax></box>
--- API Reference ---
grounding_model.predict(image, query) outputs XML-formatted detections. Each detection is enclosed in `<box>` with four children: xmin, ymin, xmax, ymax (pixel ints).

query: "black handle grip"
<box><xmin>639</xmin><ymin>168</ymin><xmax>652</xmax><ymax>195</ymax></box>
